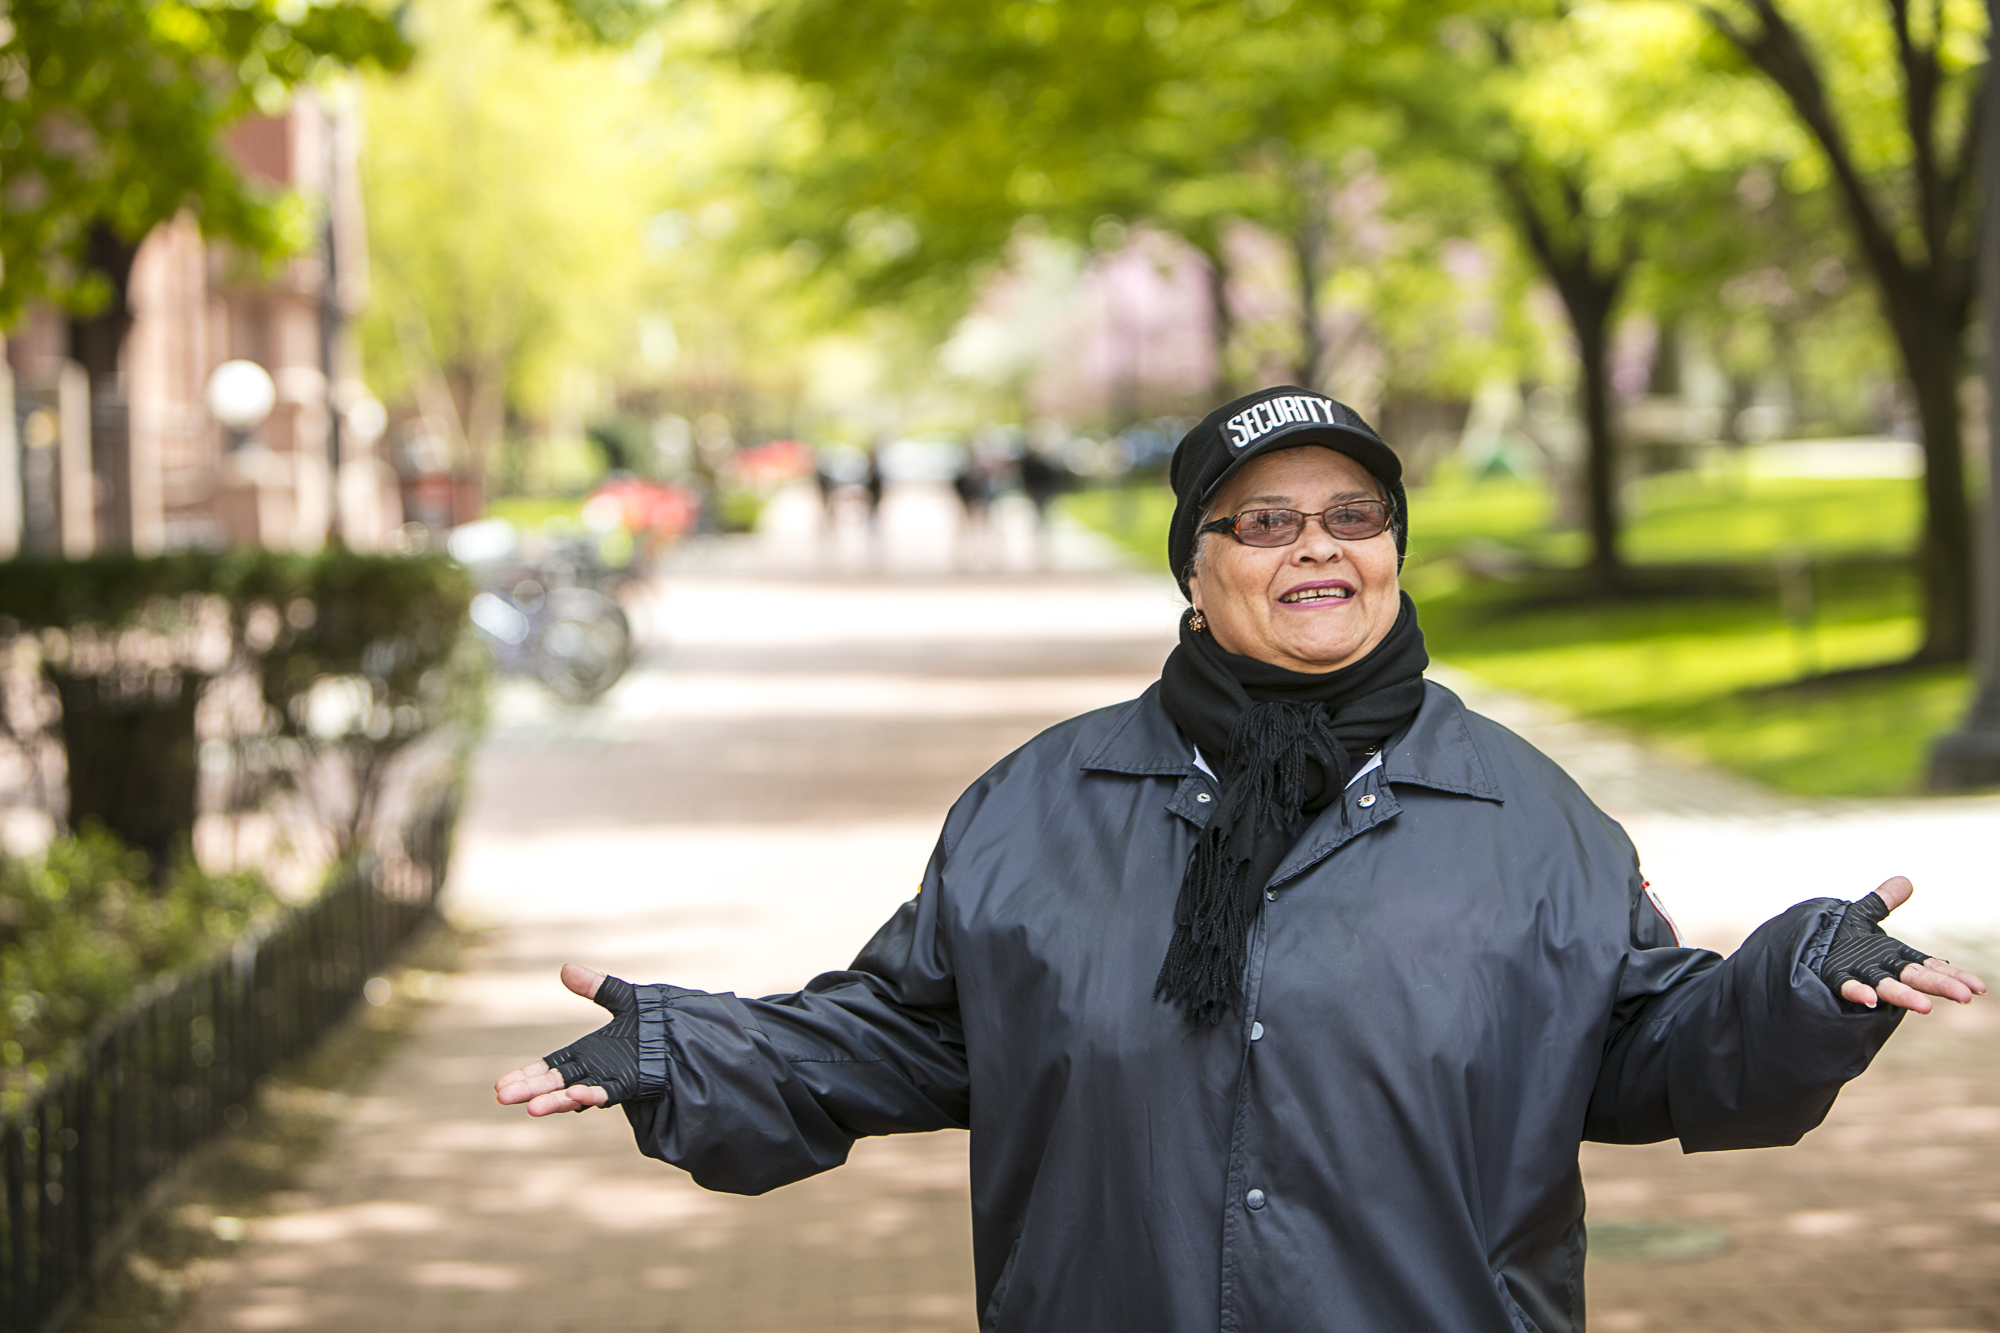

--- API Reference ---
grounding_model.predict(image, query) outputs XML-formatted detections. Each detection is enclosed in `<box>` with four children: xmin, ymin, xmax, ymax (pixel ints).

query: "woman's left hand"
<box><xmin>1825</xmin><ymin>877</ymin><xmax>1986</xmax><ymax>1013</ymax></box>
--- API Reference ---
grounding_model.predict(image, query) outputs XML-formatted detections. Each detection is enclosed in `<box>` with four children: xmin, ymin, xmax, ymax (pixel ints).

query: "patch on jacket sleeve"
<box><xmin>1642</xmin><ymin>879</ymin><xmax>1684</xmax><ymax>947</ymax></box>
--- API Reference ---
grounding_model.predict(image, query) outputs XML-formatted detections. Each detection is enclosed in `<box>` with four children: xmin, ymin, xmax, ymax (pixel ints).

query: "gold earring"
<box><xmin>1187</xmin><ymin>609</ymin><xmax>1207</xmax><ymax>633</ymax></box>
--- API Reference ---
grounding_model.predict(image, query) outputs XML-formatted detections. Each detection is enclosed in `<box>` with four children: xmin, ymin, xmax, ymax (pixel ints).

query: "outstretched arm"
<box><xmin>1587</xmin><ymin>876</ymin><xmax>1983</xmax><ymax>1152</ymax></box>
<box><xmin>492</xmin><ymin>837</ymin><xmax>968</xmax><ymax>1194</ymax></box>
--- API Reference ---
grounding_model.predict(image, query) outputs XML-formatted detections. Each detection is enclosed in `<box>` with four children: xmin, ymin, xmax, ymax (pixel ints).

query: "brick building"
<box><xmin>0</xmin><ymin>90</ymin><xmax>403</xmax><ymax>558</ymax></box>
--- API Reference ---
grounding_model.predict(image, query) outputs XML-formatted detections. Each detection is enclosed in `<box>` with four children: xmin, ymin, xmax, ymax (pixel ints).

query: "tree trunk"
<box><xmin>1292</xmin><ymin>229</ymin><xmax>1323</xmax><ymax>389</ymax></box>
<box><xmin>461</xmin><ymin>365</ymin><xmax>506</xmax><ymax>492</ymax></box>
<box><xmin>1566</xmin><ymin>281</ymin><xmax>1624</xmax><ymax>592</ymax></box>
<box><xmin>1851</xmin><ymin>216</ymin><xmax>1977</xmax><ymax>661</ymax></box>
<box><xmin>1830</xmin><ymin>184</ymin><xmax>1978</xmax><ymax>662</ymax></box>
<box><xmin>66</xmin><ymin>224</ymin><xmax>141</xmax><ymax>552</ymax></box>
<box><xmin>1201</xmin><ymin>241</ymin><xmax>1239</xmax><ymax>401</ymax></box>
<box><xmin>1291</xmin><ymin>160</ymin><xmax>1330</xmax><ymax>389</ymax></box>
<box><xmin>1497</xmin><ymin>167</ymin><xmax>1630</xmax><ymax>592</ymax></box>
<box><xmin>1902</xmin><ymin>333</ymin><xmax>1976</xmax><ymax>660</ymax></box>
<box><xmin>1535</xmin><ymin>248</ymin><xmax>1629</xmax><ymax>589</ymax></box>
<box><xmin>1292</xmin><ymin>230</ymin><xmax>1325</xmax><ymax>389</ymax></box>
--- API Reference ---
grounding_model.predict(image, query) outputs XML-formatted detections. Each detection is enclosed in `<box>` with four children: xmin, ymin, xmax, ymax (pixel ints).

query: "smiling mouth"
<box><xmin>1278</xmin><ymin>585</ymin><xmax>1355</xmax><ymax>604</ymax></box>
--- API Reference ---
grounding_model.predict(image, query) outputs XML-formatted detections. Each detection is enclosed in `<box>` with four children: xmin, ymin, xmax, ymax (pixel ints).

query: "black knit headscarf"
<box><xmin>1155</xmin><ymin>598</ymin><xmax>1429</xmax><ymax>1026</ymax></box>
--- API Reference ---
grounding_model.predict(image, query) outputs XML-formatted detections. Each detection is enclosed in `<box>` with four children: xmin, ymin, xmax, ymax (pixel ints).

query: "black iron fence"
<box><xmin>0</xmin><ymin>792</ymin><xmax>460</xmax><ymax>1332</ymax></box>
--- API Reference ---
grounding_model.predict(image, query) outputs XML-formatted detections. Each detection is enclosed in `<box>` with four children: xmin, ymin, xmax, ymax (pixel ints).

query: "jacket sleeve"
<box><xmin>619</xmin><ymin>837</ymin><xmax>968</xmax><ymax>1195</ymax></box>
<box><xmin>1583</xmin><ymin>881</ymin><xmax>1902</xmax><ymax>1151</ymax></box>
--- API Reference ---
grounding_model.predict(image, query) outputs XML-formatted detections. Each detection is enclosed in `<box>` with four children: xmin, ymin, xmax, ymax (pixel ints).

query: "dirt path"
<box><xmin>179</xmin><ymin>485</ymin><xmax>1999</xmax><ymax>1333</ymax></box>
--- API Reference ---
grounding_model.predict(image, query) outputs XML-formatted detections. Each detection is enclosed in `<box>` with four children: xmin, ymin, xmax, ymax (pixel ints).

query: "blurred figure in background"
<box><xmin>952</xmin><ymin>444</ymin><xmax>996</xmax><ymax>571</ymax></box>
<box><xmin>864</xmin><ymin>444</ymin><xmax>887</xmax><ymax>558</ymax></box>
<box><xmin>813</xmin><ymin>448</ymin><xmax>841</xmax><ymax>543</ymax></box>
<box><xmin>1019</xmin><ymin>444</ymin><xmax>1067</xmax><ymax>569</ymax></box>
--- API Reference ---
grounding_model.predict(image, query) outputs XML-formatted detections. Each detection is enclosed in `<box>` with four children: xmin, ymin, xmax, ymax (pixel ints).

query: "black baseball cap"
<box><xmin>1167</xmin><ymin>385</ymin><xmax>1407</xmax><ymax>595</ymax></box>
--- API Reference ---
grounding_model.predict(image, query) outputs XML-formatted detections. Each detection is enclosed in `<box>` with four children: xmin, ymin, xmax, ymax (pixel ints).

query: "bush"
<box><xmin>0</xmin><ymin>828</ymin><xmax>276</xmax><ymax>1101</ymax></box>
<box><xmin>0</xmin><ymin>549</ymin><xmax>479</xmax><ymax>866</ymax></box>
<box><xmin>717</xmin><ymin>486</ymin><xmax>768</xmax><ymax>533</ymax></box>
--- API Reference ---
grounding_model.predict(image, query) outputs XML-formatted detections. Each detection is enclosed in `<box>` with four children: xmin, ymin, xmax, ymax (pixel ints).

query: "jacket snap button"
<box><xmin>1264</xmin><ymin>889</ymin><xmax>1277</xmax><ymax>902</ymax></box>
<box><xmin>1245</xmin><ymin>1189</ymin><xmax>1266</xmax><ymax>1210</ymax></box>
<box><xmin>1250</xmin><ymin>1021</ymin><xmax>1264</xmax><ymax>1042</ymax></box>
<box><xmin>1196</xmin><ymin>792</ymin><xmax>1211</xmax><ymax>803</ymax></box>
<box><xmin>1358</xmin><ymin>793</ymin><xmax>1377</xmax><ymax>808</ymax></box>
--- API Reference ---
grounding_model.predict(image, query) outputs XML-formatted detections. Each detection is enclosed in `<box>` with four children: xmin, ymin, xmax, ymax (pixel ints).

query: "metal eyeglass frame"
<box><xmin>1199</xmin><ymin>499</ymin><xmax>1393</xmax><ymax>547</ymax></box>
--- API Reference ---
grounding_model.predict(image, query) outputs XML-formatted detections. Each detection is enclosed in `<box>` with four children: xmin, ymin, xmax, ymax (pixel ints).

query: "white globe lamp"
<box><xmin>205</xmin><ymin>360</ymin><xmax>278</xmax><ymax>442</ymax></box>
<box><xmin>344</xmin><ymin>395</ymin><xmax>388</xmax><ymax>446</ymax></box>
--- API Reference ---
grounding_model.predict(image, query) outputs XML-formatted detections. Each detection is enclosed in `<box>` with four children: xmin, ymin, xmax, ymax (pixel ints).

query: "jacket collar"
<box><xmin>1080</xmin><ymin>682</ymin><xmax>1195</xmax><ymax>777</ymax></box>
<box><xmin>1386</xmin><ymin>680</ymin><xmax>1503</xmax><ymax>801</ymax></box>
<box><xmin>1083</xmin><ymin>678</ymin><xmax>1503</xmax><ymax>803</ymax></box>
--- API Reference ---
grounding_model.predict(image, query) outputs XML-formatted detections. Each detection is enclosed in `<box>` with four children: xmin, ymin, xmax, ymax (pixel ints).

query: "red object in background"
<box><xmin>224</xmin><ymin>114</ymin><xmax>292</xmax><ymax>186</ymax></box>
<box><xmin>726</xmin><ymin>439</ymin><xmax>816</xmax><ymax>488</ymax></box>
<box><xmin>402</xmin><ymin>471</ymin><xmax>484</xmax><ymax>536</ymax></box>
<box><xmin>452</xmin><ymin>472</ymin><xmax>485</xmax><ymax>527</ymax></box>
<box><xmin>404</xmin><ymin>473</ymin><xmax>454</xmax><ymax>534</ymax></box>
<box><xmin>588</xmin><ymin>478</ymin><xmax>701</xmax><ymax>538</ymax></box>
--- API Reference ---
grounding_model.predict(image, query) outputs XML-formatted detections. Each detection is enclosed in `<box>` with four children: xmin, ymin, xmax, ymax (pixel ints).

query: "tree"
<box><xmin>733</xmin><ymin>0</ymin><xmax>1797</xmax><ymax>590</ymax></box>
<box><xmin>0</xmin><ymin>0</ymin><xmax>411</xmax><ymax>330</ymax></box>
<box><xmin>734</xmin><ymin>0</ymin><xmax>1436</xmax><ymax>406</ymax></box>
<box><xmin>1698</xmin><ymin>0</ymin><xmax>1986</xmax><ymax>661</ymax></box>
<box><xmin>494</xmin><ymin>0</ymin><xmax>679</xmax><ymax>44</ymax></box>
<box><xmin>1</xmin><ymin>0</ymin><xmax>410</xmax><ymax>552</ymax></box>
<box><xmin>357</xmin><ymin>0</ymin><xmax>667</xmax><ymax>485</ymax></box>
<box><xmin>1117</xmin><ymin>9</ymin><xmax>1416</xmax><ymax>397</ymax></box>
<box><xmin>1401</xmin><ymin>2</ymin><xmax>1799</xmax><ymax>589</ymax></box>
<box><xmin>731</xmin><ymin>0</ymin><xmax>1172</xmax><ymax>323</ymax></box>
<box><xmin>361</xmin><ymin>0</ymin><xmax>873</xmax><ymax>475</ymax></box>
<box><xmin>1</xmin><ymin>0</ymin><xmax>683</xmax><ymax>531</ymax></box>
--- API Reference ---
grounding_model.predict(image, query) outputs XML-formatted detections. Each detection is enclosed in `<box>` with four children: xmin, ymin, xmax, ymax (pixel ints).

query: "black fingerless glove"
<box><xmin>1816</xmin><ymin>892</ymin><xmax>1932</xmax><ymax>1004</ymax></box>
<box><xmin>542</xmin><ymin>976</ymin><xmax>669</xmax><ymax>1107</ymax></box>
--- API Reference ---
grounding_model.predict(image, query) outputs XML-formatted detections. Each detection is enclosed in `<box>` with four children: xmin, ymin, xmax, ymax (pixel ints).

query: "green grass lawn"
<box><xmin>1061</xmin><ymin>468</ymin><xmax>1973</xmax><ymax>798</ymax></box>
<box><xmin>483</xmin><ymin>495</ymin><xmax>588</xmax><ymax>529</ymax></box>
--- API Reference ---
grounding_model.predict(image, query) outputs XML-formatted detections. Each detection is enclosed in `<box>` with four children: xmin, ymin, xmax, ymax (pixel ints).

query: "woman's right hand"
<box><xmin>493</xmin><ymin>964</ymin><xmax>617</xmax><ymax>1116</ymax></box>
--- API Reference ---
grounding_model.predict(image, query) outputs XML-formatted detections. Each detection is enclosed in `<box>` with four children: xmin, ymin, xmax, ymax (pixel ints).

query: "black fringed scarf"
<box><xmin>1154</xmin><ymin>593</ymin><xmax>1430</xmax><ymax>1027</ymax></box>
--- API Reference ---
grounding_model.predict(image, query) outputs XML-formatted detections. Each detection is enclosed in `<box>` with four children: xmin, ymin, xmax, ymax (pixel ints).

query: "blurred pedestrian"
<box><xmin>1019</xmin><ymin>445</ymin><xmax>1066</xmax><ymax>569</ymax></box>
<box><xmin>812</xmin><ymin>449</ymin><xmax>839</xmax><ymax>536</ymax></box>
<box><xmin>498</xmin><ymin>385</ymin><xmax>1983</xmax><ymax>1333</ymax></box>
<box><xmin>952</xmin><ymin>446</ymin><xmax>995</xmax><ymax>570</ymax></box>
<box><xmin>1018</xmin><ymin>445</ymin><xmax>1064</xmax><ymax>524</ymax></box>
<box><xmin>863</xmin><ymin>445</ymin><xmax>886</xmax><ymax>524</ymax></box>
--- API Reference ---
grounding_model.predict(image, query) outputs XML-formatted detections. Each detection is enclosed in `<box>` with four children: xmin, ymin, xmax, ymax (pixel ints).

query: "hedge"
<box><xmin>0</xmin><ymin>549</ymin><xmax>479</xmax><ymax>867</ymax></box>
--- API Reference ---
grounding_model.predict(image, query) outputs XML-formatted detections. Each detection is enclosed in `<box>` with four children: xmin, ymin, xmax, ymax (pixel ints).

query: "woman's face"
<box><xmin>1187</xmin><ymin>446</ymin><xmax>1401</xmax><ymax>673</ymax></box>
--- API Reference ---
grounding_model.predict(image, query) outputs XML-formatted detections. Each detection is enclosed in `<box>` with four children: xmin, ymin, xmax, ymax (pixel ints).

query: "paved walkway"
<box><xmin>181</xmin><ymin>483</ymin><xmax>2000</xmax><ymax>1333</ymax></box>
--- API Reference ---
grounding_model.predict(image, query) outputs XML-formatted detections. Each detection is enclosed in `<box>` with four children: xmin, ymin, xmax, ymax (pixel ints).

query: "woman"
<box><xmin>497</xmin><ymin>386</ymin><xmax>1983</xmax><ymax>1333</ymax></box>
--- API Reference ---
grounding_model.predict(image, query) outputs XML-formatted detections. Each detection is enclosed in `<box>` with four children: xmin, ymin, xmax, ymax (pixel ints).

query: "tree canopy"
<box><xmin>0</xmin><ymin>0</ymin><xmax>412</xmax><ymax>325</ymax></box>
<box><xmin>8</xmin><ymin>0</ymin><xmax>1986</xmax><ymax>661</ymax></box>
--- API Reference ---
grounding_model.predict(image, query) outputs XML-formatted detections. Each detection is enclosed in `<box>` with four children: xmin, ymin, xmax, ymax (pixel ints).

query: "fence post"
<box><xmin>5</xmin><ymin>1120</ymin><xmax>26</xmax><ymax>1327</ymax></box>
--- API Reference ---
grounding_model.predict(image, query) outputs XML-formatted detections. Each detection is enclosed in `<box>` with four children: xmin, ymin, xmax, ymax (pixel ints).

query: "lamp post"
<box><xmin>204</xmin><ymin>360</ymin><xmax>277</xmax><ymax>447</ymax></box>
<box><xmin>1928</xmin><ymin>0</ymin><xmax>2000</xmax><ymax>789</ymax></box>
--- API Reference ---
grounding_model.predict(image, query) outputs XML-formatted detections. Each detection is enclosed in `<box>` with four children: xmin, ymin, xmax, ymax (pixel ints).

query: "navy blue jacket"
<box><xmin>620</xmin><ymin>681</ymin><xmax>1899</xmax><ymax>1332</ymax></box>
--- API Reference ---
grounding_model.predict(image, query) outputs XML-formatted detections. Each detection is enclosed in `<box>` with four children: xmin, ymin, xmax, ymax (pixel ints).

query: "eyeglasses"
<box><xmin>1200</xmin><ymin>499</ymin><xmax>1392</xmax><ymax>548</ymax></box>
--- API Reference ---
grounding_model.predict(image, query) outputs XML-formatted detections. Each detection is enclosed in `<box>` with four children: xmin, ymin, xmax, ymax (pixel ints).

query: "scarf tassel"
<box><xmin>1154</xmin><ymin>704</ymin><xmax>1349</xmax><ymax>1027</ymax></box>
